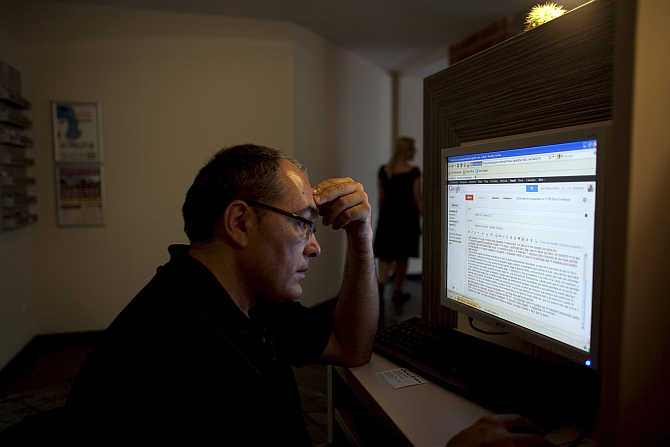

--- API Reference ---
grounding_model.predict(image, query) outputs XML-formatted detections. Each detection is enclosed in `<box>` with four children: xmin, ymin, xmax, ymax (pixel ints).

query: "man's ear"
<box><xmin>215</xmin><ymin>200</ymin><xmax>252</xmax><ymax>248</ymax></box>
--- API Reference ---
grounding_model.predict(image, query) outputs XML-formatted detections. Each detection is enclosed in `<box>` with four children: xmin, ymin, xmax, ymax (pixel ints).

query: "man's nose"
<box><xmin>304</xmin><ymin>233</ymin><xmax>321</xmax><ymax>258</ymax></box>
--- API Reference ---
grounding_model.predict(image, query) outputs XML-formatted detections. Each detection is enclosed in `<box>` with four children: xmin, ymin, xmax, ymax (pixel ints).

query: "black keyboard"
<box><xmin>374</xmin><ymin>317</ymin><xmax>600</xmax><ymax>429</ymax></box>
<box><xmin>374</xmin><ymin>317</ymin><xmax>480</xmax><ymax>404</ymax></box>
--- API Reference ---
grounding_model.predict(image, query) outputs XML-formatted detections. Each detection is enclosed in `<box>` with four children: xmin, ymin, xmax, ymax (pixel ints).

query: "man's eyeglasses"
<box><xmin>246</xmin><ymin>200</ymin><xmax>317</xmax><ymax>240</ymax></box>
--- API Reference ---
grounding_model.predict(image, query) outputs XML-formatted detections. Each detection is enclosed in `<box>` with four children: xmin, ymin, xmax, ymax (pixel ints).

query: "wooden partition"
<box><xmin>422</xmin><ymin>0</ymin><xmax>616</xmax><ymax>329</ymax></box>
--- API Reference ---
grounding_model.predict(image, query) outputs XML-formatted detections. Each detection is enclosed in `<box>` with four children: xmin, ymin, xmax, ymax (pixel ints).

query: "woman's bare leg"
<box><xmin>392</xmin><ymin>259</ymin><xmax>408</xmax><ymax>298</ymax></box>
<box><xmin>377</xmin><ymin>259</ymin><xmax>396</xmax><ymax>330</ymax></box>
<box><xmin>378</xmin><ymin>259</ymin><xmax>394</xmax><ymax>285</ymax></box>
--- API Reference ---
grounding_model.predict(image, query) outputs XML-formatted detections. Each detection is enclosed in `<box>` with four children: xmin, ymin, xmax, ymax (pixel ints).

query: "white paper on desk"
<box><xmin>377</xmin><ymin>368</ymin><xmax>426</xmax><ymax>389</ymax></box>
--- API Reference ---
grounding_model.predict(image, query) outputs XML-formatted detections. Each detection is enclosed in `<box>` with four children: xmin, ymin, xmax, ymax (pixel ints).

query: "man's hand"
<box><xmin>313</xmin><ymin>178</ymin><xmax>373</xmax><ymax>250</ymax></box>
<box><xmin>447</xmin><ymin>415</ymin><xmax>553</xmax><ymax>447</ymax></box>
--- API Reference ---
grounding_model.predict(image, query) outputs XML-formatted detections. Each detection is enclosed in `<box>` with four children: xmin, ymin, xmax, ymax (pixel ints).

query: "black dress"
<box><xmin>373</xmin><ymin>166</ymin><xmax>421</xmax><ymax>260</ymax></box>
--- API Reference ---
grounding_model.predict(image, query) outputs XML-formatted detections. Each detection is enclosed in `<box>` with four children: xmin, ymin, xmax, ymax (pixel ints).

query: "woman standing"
<box><xmin>373</xmin><ymin>136</ymin><xmax>422</xmax><ymax>304</ymax></box>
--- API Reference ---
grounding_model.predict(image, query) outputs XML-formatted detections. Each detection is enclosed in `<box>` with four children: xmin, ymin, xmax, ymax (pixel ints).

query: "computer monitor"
<box><xmin>441</xmin><ymin>122</ymin><xmax>608</xmax><ymax>369</ymax></box>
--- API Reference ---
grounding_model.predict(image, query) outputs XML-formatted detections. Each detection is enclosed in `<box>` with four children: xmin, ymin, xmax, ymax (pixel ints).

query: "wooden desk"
<box><xmin>328</xmin><ymin>353</ymin><xmax>492</xmax><ymax>447</ymax></box>
<box><xmin>328</xmin><ymin>353</ymin><xmax>594</xmax><ymax>447</ymax></box>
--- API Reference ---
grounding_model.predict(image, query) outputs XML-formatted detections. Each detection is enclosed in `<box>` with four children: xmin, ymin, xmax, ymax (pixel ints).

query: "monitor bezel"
<box><xmin>440</xmin><ymin>121</ymin><xmax>609</xmax><ymax>369</ymax></box>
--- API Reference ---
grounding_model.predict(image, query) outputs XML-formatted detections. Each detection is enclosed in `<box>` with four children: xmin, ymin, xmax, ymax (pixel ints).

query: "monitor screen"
<box><xmin>441</xmin><ymin>123</ymin><xmax>607</xmax><ymax>367</ymax></box>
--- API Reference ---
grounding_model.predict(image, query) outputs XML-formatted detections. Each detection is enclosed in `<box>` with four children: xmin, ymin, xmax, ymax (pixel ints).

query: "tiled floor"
<box><xmin>0</xmin><ymin>277</ymin><xmax>422</xmax><ymax>444</ymax></box>
<box><xmin>0</xmin><ymin>344</ymin><xmax>91</xmax><ymax>434</ymax></box>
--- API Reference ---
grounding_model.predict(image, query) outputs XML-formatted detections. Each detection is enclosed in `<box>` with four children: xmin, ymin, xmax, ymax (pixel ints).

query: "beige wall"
<box><xmin>293</xmin><ymin>26</ymin><xmax>391</xmax><ymax>304</ymax></box>
<box><xmin>617</xmin><ymin>0</ymin><xmax>670</xmax><ymax>442</ymax></box>
<box><xmin>0</xmin><ymin>0</ymin><xmax>391</xmax><ymax>368</ymax></box>
<box><xmin>0</xmin><ymin>26</ymin><xmax>38</xmax><ymax>369</ymax></box>
<box><xmin>10</xmin><ymin>2</ymin><xmax>295</xmax><ymax>335</ymax></box>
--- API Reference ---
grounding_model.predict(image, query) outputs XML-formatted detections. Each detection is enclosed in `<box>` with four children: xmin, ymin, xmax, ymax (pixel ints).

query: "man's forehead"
<box><xmin>279</xmin><ymin>160</ymin><xmax>310</xmax><ymax>189</ymax></box>
<box><xmin>279</xmin><ymin>160</ymin><xmax>316</xmax><ymax>215</ymax></box>
<box><xmin>285</xmin><ymin>167</ymin><xmax>309</xmax><ymax>191</ymax></box>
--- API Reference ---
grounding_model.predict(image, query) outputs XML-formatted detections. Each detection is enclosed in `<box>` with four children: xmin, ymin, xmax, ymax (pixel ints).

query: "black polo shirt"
<box><xmin>66</xmin><ymin>245</ymin><xmax>332</xmax><ymax>445</ymax></box>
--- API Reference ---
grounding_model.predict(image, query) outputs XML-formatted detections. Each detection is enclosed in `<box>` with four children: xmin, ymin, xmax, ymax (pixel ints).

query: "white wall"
<box><xmin>617</xmin><ymin>0</ymin><xmax>670</xmax><ymax>442</ymax></box>
<box><xmin>293</xmin><ymin>26</ymin><xmax>391</xmax><ymax>305</ymax></box>
<box><xmin>399</xmin><ymin>55</ymin><xmax>449</xmax><ymax>168</ymax></box>
<box><xmin>5</xmin><ymin>1</ymin><xmax>296</xmax><ymax>337</ymax></box>
<box><xmin>0</xmin><ymin>25</ymin><xmax>38</xmax><ymax>369</ymax></box>
<box><xmin>0</xmin><ymin>0</ymin><xmax>392</xmax><ymax>364</ymax></box>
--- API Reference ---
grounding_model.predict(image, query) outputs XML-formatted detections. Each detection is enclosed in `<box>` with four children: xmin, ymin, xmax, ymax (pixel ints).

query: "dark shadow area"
<box><xmin>0</xmin><ymin>277</ymin><xmax>422</xmax><ymax>444</ymax></box>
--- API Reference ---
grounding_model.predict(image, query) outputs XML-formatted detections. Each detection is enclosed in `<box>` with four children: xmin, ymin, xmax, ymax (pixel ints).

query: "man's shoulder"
<box><xmin>103</xmin><ymin>245</ymin><xmax>227</xmax><ymax>337</ymax></box>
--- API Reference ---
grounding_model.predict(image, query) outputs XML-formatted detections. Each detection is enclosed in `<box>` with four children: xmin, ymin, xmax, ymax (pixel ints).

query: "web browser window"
<box><xmin>444</xmin><ymin>140</ymin><xmax>597</xmax><ymax>352</ymax></box>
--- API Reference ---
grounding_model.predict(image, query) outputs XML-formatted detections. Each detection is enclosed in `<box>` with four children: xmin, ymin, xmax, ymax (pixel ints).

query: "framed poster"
<box><xmin>55</xmin><ymin>164</ymin><xmax>105</xmax><ymax>226</ymax></box>
<box><xmin>52</xmin><ymin>101</ymin><xmax>103</xmax><ymax>162</ymax></box>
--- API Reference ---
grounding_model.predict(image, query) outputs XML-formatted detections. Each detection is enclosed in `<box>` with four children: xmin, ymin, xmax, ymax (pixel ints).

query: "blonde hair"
<box><xmin>386</xmin><ymin>136</ymin><xmax>415</xmax><ymax>176</ymax></box>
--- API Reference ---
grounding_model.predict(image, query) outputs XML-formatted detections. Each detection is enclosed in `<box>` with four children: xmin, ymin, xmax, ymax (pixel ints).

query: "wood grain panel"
<box><xmin>423</xmin><ymin>0</ymin><xmax>615</xmax><ymax>327</ymax></box>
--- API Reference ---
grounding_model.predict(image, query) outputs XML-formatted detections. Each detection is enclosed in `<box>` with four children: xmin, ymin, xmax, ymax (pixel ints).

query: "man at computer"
<box><xmin>64</xmin><ymin>144</ymin><xmax>377</xmax><ymax>444</ymax></box>
<box><xmin>63</xmin><ymin>145</ymin><xmax>549</xmax><ymax>446</ymax></box>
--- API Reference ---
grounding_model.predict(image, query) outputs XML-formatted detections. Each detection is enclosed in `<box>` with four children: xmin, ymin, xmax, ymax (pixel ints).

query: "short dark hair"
<box><xmin>182</xmin><ymin>144</ymin><xmax>300</xmax><ymax>243</ymax></box>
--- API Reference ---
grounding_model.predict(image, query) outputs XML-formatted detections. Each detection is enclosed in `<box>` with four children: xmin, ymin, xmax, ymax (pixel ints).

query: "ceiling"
<box><xmin>59</xmin><ymin>0</ymin><xmax>586</xmax><ymax>73</ymax></box>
